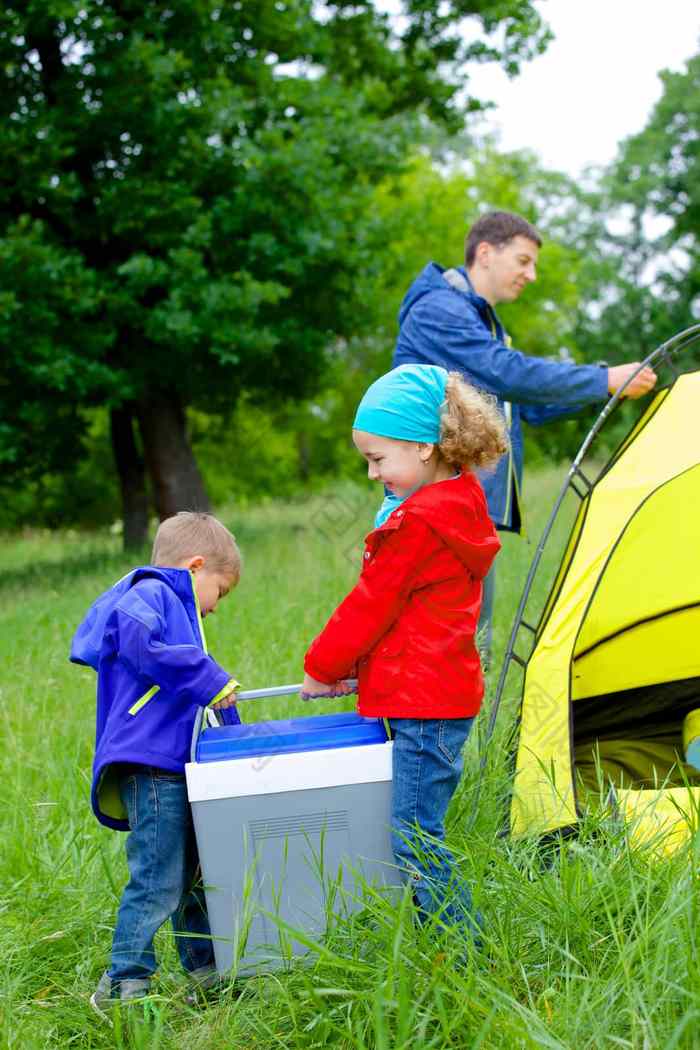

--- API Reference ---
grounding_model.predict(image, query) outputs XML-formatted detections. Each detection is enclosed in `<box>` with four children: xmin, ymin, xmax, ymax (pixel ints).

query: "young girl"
<box><xmin>302</xmin><ymin>363</ymin><xmax>507</xmax><ymax>936</ymax></box>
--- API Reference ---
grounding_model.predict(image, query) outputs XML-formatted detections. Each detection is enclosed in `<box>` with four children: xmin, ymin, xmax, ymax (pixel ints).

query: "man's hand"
<box><xmin>607</xmin><ymin>363</ymin><xmax>658</xmax><ymax>399</ymax></box>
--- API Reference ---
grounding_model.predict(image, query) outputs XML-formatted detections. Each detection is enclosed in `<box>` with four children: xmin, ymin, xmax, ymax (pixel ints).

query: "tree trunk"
<box><xmin>297</xmin><ymin>429</ymin><xmax>311</xmax><ymax>482</ymax></box>
<box><xmin>137</xmin><ymin>389</ymin><xmax>210</xmax><ymax>520</ymax></box>
<box><xmin>110</xmin><ymin>404</ymin><xmax>150</xmax><ymax>550</ymax></box>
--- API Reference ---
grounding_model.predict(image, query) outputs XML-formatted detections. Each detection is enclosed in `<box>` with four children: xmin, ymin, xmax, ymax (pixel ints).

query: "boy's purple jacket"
<box><xmin>70</xmin><ymin>566</ymin><xmax>240</xmax><ymax>831</ymax></box>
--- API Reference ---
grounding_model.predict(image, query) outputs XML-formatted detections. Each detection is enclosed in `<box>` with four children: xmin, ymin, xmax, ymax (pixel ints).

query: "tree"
<box><xmin>577</xmin><ymin>48</ymin><xmax>700</xmax><ymax>368</ymax></box>
<box><xmin>0</xmin><ymin>1</ymin><xmax>551</xmax><ymax>543</ymax></box>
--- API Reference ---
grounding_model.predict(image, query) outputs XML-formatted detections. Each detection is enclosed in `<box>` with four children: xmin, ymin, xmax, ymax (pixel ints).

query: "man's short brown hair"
<box><xmin>465</xmin><ymin>211</ymin><xmax>542</xmax><ymax>267</ymax></box>
<box><xmin>152</xmin><ymin>511</ymin><xmax>241</xmax><ymax>581</ymax></box>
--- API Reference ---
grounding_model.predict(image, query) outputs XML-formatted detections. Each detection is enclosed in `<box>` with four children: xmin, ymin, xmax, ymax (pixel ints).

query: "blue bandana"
<box><xmin>353</xmin><ymin>365</ymin><xmax>449</xmax><ymax>528</ymax></box>
<box><xmin>353</xmin><ymin>364</ymin><xmax>448</xmax><ymax>443</ymax></box>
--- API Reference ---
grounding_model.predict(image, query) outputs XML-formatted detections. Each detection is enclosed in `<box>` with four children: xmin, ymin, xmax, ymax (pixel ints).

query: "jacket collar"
<box><xmin>130</xmin><ymin>566</ymin><xmax>195</xmax><ymax>608</ymax></box>
<box><xmin>445</xmin><ymin>266</ymin><xmax>503</xmax><ymax>336</ymax></box>
<box><xmin>374</xmin><ymin>471</ymin><xmax>499</xmax><ymax>580</ymax></box>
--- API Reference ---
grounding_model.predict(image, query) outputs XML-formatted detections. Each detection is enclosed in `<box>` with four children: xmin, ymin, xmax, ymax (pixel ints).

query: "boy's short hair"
<box><xmin>465</xmin><ymin>211</ymin><xmax>542</xmax><ymax>267</ymax></box>
<box><xmin>152</xmin><ymin>512</ymin><xmax>241</xmax><ymax>581</ymax></box>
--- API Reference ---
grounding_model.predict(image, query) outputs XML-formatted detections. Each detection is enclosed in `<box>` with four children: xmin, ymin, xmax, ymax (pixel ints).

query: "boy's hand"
<box><xmin>211</xmin><ymin>690</ymin><xmax>238</xmax><ymax>710</ymax></box>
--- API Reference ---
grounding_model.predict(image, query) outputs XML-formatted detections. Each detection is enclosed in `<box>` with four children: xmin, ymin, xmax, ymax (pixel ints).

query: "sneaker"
<box><xmin>184</xmin><ymin>965</ymin><xmax>229</xmax><ymax>1007</ymax></box>
<box><xmin>89</xmin><ymin>971</ymin><xmax>151</xmax><ymax>1020</ymax></box>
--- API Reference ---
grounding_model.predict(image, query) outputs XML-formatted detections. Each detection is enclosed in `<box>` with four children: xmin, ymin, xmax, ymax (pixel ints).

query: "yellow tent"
<box><xmin>494</xmin><ymin>348</ymin><xmax>700</xmax><ymax>854</ymax></box>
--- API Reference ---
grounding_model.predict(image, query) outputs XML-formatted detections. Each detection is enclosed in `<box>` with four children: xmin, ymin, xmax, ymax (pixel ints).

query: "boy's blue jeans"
<box><xmin>108</xmin><ymin>767</ymin><xmax>214</xmax><ymax>983</ymax></box>
<box><xmin>388</xmin><ymin>718</ymin><xmax>481</xmax><ymax>936</ymax></box>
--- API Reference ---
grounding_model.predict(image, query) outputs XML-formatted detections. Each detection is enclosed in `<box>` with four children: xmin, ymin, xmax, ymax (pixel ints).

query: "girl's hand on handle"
<box><xmin>607</xmin><ymin>363</ymin><xmax>657</xmax><ymax>399</ymax></box>
<box><xmin>301</xmin><ymin>673</ymin><xmax>355</xmax><ymax>700</ymax></box>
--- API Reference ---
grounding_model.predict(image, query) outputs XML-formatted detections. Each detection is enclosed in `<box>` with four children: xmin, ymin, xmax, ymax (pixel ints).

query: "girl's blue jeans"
<box><xmin>388</xmin><ymin>717</ymin><xmax>481</xmax><ymax>937</ymax></box>
<box><xmin>108</xmin><ymin>767</ymin><xmax>215</xmax><ymax>983</ymax></box>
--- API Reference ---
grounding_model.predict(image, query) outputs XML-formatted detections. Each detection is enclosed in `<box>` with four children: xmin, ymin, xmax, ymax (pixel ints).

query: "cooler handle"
<box><xmin>190</xmin><ymin>679</ymin><xmax>359</xmax><ymax>756</ymax></box>
<box><xmin>237</xmin><ymin>679</ymin><xmax>357</xmax><ymax>702</ymax></box>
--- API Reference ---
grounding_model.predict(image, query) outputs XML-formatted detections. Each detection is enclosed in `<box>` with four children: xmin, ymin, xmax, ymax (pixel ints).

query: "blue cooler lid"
<box><xmin>195</xmin><ymin>711</ymin><xmax>388</xmax><ymax>763</ymax></box>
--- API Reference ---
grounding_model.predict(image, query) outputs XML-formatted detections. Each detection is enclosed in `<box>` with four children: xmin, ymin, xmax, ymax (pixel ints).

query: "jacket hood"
<box><xmin>397</xmin><ymin>472</ymin><xmax>500</xmax><ymax>580</ymax></box>
<box><xmin>70</xmin><ymin>567</ymin><xmax>195</xmax><ymax>670</ymax></box>
<box><xmin>398</xmin><ymin>263</ymin><xmax>480</xmax><ymax>326</ymax></box>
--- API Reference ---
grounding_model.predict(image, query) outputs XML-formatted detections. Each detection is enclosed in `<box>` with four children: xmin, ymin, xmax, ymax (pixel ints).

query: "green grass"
<box><xmin>2</xmin><ymin>467</ymin><xmax>700</xmax><ymax>1049</ymax></box>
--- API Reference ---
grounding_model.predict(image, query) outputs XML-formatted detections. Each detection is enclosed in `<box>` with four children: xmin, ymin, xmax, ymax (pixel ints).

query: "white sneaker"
<box><xmin>89</xmin><ymin>972</ymin><xmax>150</xmax><ymax>1020</ymax></box>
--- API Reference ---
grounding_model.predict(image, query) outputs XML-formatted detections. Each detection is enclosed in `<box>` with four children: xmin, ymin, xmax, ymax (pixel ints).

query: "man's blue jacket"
<box><xmin>70</xmin><ymin>567</ymin><xmax>240</xmax><ymax>830</ymax></box>
<box><xmin>393</xmin><ymin>263</ymin><xmax>609</xmax><ymax>530</ymax></box>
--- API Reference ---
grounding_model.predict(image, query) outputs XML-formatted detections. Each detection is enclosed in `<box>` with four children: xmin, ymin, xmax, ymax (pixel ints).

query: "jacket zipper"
<box><xmin>487</xmin><ymin>310</ymin><xmax>524</xmax><ymax>535</ymax></box>
<box><xmin>190</xmin><ymin>572</ymin><xmax>208</xmax><ymax>653</ymax></box>
<box><xmin>502</xmin><ymin>400</ymin><xmax>514</xmax><ymax>526</ymax></box>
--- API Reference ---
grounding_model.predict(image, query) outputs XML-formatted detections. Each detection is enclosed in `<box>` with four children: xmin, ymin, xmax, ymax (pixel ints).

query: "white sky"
<box><xmin>465</xmin><ymin>0</ymin><xmax>700</xmax><ymax>176</ymax></box>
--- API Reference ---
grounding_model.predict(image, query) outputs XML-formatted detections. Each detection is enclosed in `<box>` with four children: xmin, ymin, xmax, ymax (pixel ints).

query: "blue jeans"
<box><xmin>108</xmin><ymin>767</ymin><xmax>214</xmax><ymax>982</ymax></box>
<box><xmin>388</xmin><ymin>718</ymin><xmax>481</xmax><ymax>937</ymax></box>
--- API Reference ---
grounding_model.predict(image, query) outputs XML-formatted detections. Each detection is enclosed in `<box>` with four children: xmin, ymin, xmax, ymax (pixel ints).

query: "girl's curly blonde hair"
<box><xmin>438</xmin><ymin>372</ymin><xmax>509</xmax><ymax>471</ymax></box>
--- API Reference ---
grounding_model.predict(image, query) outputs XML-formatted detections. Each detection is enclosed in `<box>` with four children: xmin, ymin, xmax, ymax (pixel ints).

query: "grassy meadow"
<box><xmin>2</xmin><ymin>466</ymin><xmax>700</xmax><ymax>1049</ymax></box>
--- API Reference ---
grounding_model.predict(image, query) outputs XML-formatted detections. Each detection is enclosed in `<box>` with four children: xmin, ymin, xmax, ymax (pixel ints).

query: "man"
<box><xmin>392</xmin><ymin>210</ymin><xmax>657</xmax><ymax>661</ymax></box>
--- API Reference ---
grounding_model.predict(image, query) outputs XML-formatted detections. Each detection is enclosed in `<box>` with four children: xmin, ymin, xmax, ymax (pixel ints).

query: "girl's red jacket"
<box><xmin>304</xmin><ymin>471</ymin><xmax>501</xmax><ymax>719</ymax></box>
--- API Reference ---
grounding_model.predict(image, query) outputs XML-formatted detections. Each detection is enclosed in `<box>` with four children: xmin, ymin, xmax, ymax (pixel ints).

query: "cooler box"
<box><xmin>185</xmin><ymin>707</ymin><xmax>397</xmax><ymax>974</ymax></box>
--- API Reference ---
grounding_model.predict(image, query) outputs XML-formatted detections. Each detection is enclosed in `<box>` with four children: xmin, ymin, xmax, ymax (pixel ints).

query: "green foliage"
<box><xmin>4</xmin><ymin>141</ymin><xmax>621</xmax><ymax>532</ymax></box>
<box><xmin>612</xmin><ymin>51</ymin><xmax>700</xmax><ymax>247</ymax></box>
<box><xmin>361</xmin><ymin>148</ymin><xmax>585</xmax><ymax>349</ymax></box>
<box><xmin>571</xmin><ymin>48</ymin><xmax>700</xmax><ymax>372</ymax></box>
<box><xmin>191</xmin><ymin>401</ymin><xmax>309</xmax><ymax>507</ymax></box>
<box><xmin>319</xmin><ymin>148</ymin><xmax>607</xmax><ymax>468</ymax></box>
<box><xmin>0</xmin><ymin>410</ymin><xmax>121</xmax><ymax>532</ymax></box>
<box><xmin>0</xmin><ymin>219</ymin><xmax>116</xmax><ymax>477</ymax></box>
<box><xmin>0</xmin><ymin>0</ymin><xmax>552</xmax><ymax>510</ymax></box>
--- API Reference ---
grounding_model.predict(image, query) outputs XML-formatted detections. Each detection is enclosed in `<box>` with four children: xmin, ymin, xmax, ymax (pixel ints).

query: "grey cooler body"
<box><xmin>186</xmin><ymin>707</ymin><xmax>397</xmax><ymax>974</ymax></box>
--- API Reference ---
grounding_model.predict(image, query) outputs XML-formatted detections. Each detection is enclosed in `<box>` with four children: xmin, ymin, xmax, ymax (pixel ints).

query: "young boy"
<box><xmin>70</xmin><ymin>512</ymin><xmax>241</xmax><ymax>1015</ymax></box>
